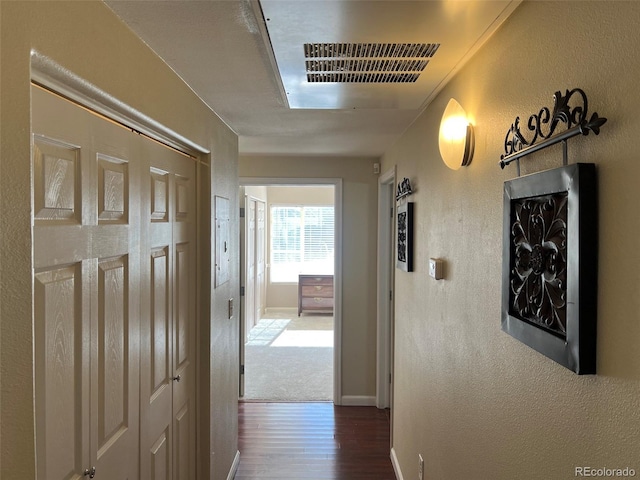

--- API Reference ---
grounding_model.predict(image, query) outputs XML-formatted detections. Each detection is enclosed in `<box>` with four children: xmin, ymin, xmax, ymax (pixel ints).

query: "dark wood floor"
<box><xmin>235</xmin><ymin>402</ymin><xmax>397</xmax><ymax>480</ymax></box>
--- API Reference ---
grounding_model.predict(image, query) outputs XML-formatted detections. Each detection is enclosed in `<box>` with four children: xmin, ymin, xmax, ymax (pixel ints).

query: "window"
<box><xmin>270</xmin><ymin>205</ymin><xmax>334</xmax><ymax>283</ymax></box>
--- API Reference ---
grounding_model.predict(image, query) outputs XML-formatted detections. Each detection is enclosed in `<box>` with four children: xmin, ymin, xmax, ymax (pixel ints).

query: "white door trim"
<box><xmin>377</xmin><ymin>167</ymin><xmax>396</xmax><ymax>409</ymax></box>
<box><xmin>239</xmin><ymin>177</ymin><xmax>343</xmax><ymax>405</ymax></box>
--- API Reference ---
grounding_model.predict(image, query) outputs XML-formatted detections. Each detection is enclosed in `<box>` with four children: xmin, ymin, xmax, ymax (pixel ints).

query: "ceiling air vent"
<box><xmin>304</xmin><ymin>43</ymin><xmax>439</xmax><ymax>83</ymax></box>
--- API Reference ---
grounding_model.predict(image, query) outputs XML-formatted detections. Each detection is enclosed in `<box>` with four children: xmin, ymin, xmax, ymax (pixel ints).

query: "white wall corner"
<box><xmin>390</xmin><ymin>447</ymin><xmax>404</xmax><ymax>480</ymax></box>
<box><xmin>226</xmin><ymin>450</ymin><xmax>241</xmax><ymax>480</ymax></box>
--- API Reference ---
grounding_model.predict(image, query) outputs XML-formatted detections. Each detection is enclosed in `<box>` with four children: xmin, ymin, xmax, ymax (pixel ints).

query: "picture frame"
<box><xmin>502</xmin><ymin>163</ymin><xmax>597</xmax><ymax>374</ymax></box>
<box><xmin>396</xmin><ymin>202</ymin><xmax>414</xmax><ymax>272</ymax></box>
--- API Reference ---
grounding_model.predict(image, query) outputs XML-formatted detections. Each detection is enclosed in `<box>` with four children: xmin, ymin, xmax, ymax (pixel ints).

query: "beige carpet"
<box><xmin>243</xmin><ymin>311</ymin><xmax>333</xmax><ymax>401</ymax></box>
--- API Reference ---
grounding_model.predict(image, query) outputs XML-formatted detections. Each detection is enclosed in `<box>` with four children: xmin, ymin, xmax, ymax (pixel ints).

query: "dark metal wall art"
<box><xmin>502</xmin><ymin>163</ymin><xmax>597</xmax><ymax>374</ymax></box>
<box><xmin>396</xmin><ymin>202</ymin><xmax>414</xmax><ymax>272</ymax></box>
<box><xmin>499</xmin><ymin>88</ymin><xmax>607</xmax><ymax>172</ymax></box>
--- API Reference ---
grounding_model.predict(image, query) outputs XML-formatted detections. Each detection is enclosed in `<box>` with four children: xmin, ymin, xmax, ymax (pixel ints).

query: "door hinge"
<box><xmin>240</xmin><ymin>286</ymin><xmax>245</xmax><ymax>296</ymax></box>
<box><xmin>390</xmin><ymin>207</ymin><xmax>394</xmax><ymax>218</ymax></box>
<box><xmin>389</xmin><ymin>373</ymin><xmax>392</xmax><ymax>384</ymax></box>
<box><xmin>240</xmin><ymin>364</ymin><xmax>245</xmax><ymax>375</ymax></box>
<box><xmin>240</xmin><ymin>207</ymin><xmax>245</xmax><ymax>218</ymax></box>
<box><xmin>389</xmin><ymin>290</ymin><xmax>393</xmax><ymax>301</ymax></box>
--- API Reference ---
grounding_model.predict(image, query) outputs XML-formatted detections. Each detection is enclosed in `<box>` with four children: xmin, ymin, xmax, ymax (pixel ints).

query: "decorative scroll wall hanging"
<box><xmin>502</xmin><ymin>163</ymin><xmax>597</xmax><ymax>374</ymax></box>
<box><xmin>396</xmin><ymin>177</ymin><xmax>413</xmax><ymax>200</ymax></box>
<box><xmin>499</xmin><ymin>88</ymin><xmax>607</xmax><ymax>174</ymax></box>
<box><xmin>395</xmin><ymin>178</ymin><xmax>414</xmax><ymax>272</ymax></box>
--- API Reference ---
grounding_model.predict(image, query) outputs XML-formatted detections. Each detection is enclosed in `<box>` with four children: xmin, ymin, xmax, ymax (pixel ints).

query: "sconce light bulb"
<box><xmin>439</xmin><ymin>98</ymin><xmax>474</xmax><ymax>170</ymax></box>
<box><xmin>441</xmin><ymin>116</ymin><xmax>469</xmax><ymax>142</ymax></box>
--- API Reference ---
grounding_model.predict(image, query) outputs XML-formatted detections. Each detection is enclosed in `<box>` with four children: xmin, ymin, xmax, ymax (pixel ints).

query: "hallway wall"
<box><xmin>383</xmin><ymin>2</ymin><xmax>640</xmax><ymax>479</ymax></box>
<box><xmin>0</xmin><ymin>2</ymin><xmax>238</xmax><ymax>479</ymax></box>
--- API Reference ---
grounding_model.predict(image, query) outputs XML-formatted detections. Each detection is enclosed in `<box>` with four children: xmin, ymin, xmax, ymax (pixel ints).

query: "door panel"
<box><xmin>175</xmin><ymin>404</ymin><xmax>191</xmax><ymax>480</ymax></box>
<box><xmin>97</xmin><ymin>256</ymin><xmax>128</xmax><ymax>451</ymax></box>
<box><xmin>245</xmin><ymin>199</ymin><xmax>256</xmax><ymax>335</ymax></box>
<box><xmin>32</xmin><ymin>85</ymin><xmax>140</xmax><ymax>480</ymax></box>
<box><xmin>33</xmin><ymin>137</ymin><xmax>80</xmax><ymax>223</ymax></box>
<box><xmin>175</xmin><ymin>243</ymin><xmax>190</xmax><ymax>370</ymax></box>
<box><xmin>97</xmin><ymin>154</ymin><xmax>128</xmax><ymax>224</ymax></box>
<box><xmin>141</xmin><ymin>137</ymin><xmax>196</xmax><ymax>480</ymax></box>
<box><xmin>34</xmin><ymin>263</ymin><xmax>88</xmax><ymax>480</ymax></box>
<box><xmin>151</xmin><ymin>431</ymin><xmax>170</xmax><ymax>480</ymax></box>
<box><xmin>255</xmin><ymin>200</ymin><xmax>266</xmax><ymax>320</ymax></box>
<box><xmin>151</xmin><ymin>248</ymin><xmax>171</xmax><ymax>395</ymax></box>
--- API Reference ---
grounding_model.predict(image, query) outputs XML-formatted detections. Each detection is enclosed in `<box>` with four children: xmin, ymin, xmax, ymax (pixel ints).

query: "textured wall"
<box><xmin>383</xmin><ymin>2</ymin><xmax>640</xmax><ymax>479</ymax></box>
<box><xmin>0</xmin><ymin>1</ymin><xmax>238</xmax><ymax>479</ymax></box>
<box><xmin>239</xmin><ymin>155</ymin><xmax>379</xmax><ymax>401</ymax></box>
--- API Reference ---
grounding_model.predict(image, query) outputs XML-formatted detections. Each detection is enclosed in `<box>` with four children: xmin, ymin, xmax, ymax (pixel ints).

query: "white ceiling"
<box><xmin>105</xmin><ymin>0</ymin><xmax>521</xmax><ymax>158</ymax></box>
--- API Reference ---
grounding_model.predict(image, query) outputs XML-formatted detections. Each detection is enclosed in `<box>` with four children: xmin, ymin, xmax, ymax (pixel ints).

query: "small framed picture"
<box><xmin>502</xmin><ymin>163</ymin><xmax>597</xmax><ymax>374</ymax></box>
<box><xmin>396</xmin><ymin>202</ymin><xmax>414</xmax><ymax>272</ymax></box>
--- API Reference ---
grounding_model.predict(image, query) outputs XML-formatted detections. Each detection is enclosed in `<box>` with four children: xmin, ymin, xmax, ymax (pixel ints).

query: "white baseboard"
<box><xmin>264</xmin><ymin>307</ymin><xmax>298</xmax><ymax>314</ymax></box>
<box><xmin>390</xmin><ymin>447</ymin><xmax>404</xmax><ymax>480</ymax></box>
<box><xmin>226</xmin><ymin>450</ymin><xmax>240</xmax><ymax>480</ymax></box>
<box><xmin>340</xmin><ymin>395</ymin><xmax>376</xmax><ymax>406</ymax></box>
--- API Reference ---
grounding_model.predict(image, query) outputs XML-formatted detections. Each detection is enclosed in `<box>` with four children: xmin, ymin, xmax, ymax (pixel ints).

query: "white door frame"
<box><xmin>238</xmin><ymin>192</ymin><xmax>265</xmax><ymax>397</ymax></box>
<box><xmin>239</xmin><ymin>177</ymin><xmax>343</xmax><ymax>405</ymax></box>
<box><xmin>377</xmin><ymin>167</ymin><xmax>396</xmax><ymax>409</ymax></box>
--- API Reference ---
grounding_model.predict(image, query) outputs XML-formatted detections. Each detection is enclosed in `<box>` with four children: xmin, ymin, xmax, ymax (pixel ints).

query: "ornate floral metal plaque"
<box><xmin>502</xmin><ymin>164</ymin><xmax>597</xmax><ymax>374</ymax></box>
<box><xmin>510</xmin><ymin>192</ymin><xmax>568</xmax><ymax>337</ymax></box>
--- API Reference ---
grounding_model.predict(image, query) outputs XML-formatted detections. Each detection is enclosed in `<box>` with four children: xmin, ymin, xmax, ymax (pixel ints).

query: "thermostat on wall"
<box><xmin>429</xmin><ymin>258</ymin><xmax>443</xmax><ymax>280</ymax></box>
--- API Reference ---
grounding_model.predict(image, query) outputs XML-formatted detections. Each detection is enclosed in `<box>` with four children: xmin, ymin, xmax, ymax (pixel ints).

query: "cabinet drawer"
<box><xmin>301</xmin><ymin>285</ymin><xmax>333</xmax><ymax>297</ymax></box>
<box><xmin>301</xmin><ymin>296</ymin><xmax>334</xmax><ymax>309</ymax></box>
<box><xmin>300</xmin><ymin>275</ymin><xmax>333</xmax><ymax>286</ymax></box>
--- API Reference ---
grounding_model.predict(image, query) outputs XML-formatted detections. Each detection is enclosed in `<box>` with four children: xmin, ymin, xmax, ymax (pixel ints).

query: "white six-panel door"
<box><xmin>140</xmin><ymin>134</ymin><xmax>196</xmax><ymax>480</ymax></box>
<box><xmin>32</xmin><ymin>85</ymin><xmax>196</xmax><ymax>480</ymax></box>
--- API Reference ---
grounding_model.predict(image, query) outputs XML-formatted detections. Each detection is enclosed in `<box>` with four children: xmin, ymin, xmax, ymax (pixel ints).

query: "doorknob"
<box><xmin>83</xmin><ymin>467</ymin><xmax>96</xmax><ymax>478</ymax></box>
<box><xmin>173</xmin><ymin>375</ymin><xmax>181</xmax><ymax>382</ymax></box>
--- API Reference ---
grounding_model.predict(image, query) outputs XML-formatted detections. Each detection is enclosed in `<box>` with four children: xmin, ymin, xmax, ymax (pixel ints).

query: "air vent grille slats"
<box><xmin>304</xmin><ymin>43</ymin><xmax>439</xmax><ymax>59</ymax></box>
<box><xmin>303</xmin><ymin>42</ymin><xmax>439</xmax><ymax>83</ymax></box>
<box><xmin>306</xmin><ymin>59</ymin><xmax>430</xmax><ymax>73</ymax></box>
<box><xmin>308</xmin><ymin>73</ymin><xmax>421</xmax><ymax>83</ymax></box>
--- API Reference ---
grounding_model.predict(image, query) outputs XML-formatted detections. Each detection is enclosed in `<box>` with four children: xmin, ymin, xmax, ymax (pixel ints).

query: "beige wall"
<box><xmin>383</xmin><ymin>1</ymin><xmax>640</xmax><ymax>479</ymax></box>
<box><xmin>239</xmin><ymin>156</ymin><xmax>379</xmax><ymax>400</ymax></box>
<box><xmin>244</xmin><ymin>185</ymin><xmax>268</xmax><ymax>201</ymax></box>
<box><xmin>0</xmin><ymin>2</ymin><xmax>238</xmax><ymax>479</ymax></box>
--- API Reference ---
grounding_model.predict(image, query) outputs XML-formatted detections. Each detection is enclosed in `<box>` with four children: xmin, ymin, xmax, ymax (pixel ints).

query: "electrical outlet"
<box><xmin>418</xmin><ymin>454</ymin><xmax>424</xmax><ymax>480</ymax></box>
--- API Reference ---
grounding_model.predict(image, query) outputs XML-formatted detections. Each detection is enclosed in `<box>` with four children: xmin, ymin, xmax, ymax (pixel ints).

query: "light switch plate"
<box><xmin>429</xmin><ymin>258</ymin><xmax>443</xmax><ymax>280</ymax></box>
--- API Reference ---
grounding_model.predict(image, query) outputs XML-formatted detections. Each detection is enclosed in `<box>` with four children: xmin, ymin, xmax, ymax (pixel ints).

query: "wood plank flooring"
<box><xmin>236</xmin><ymin>402</ymin><xmax>397</xmax><ymax>480</ymax></box>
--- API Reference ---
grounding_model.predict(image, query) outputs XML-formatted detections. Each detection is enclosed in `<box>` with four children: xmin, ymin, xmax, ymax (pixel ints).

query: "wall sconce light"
<box><xmin>438</xmin><ymin>98</ymin><xmax>474</xmax><ymax>170</ymax></box>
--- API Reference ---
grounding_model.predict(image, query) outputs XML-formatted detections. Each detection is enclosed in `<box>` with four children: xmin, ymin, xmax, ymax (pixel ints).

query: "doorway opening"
<box><xmin>239</xmin><ymin>180</ymin><xmax>342</xmax><ymax>403</ymax></box>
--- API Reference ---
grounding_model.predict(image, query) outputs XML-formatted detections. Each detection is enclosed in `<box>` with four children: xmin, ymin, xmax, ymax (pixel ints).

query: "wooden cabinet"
<box><xmin>298</xmin><ymin>275</ymin><xmax>334</xmax><ymax>316</ymax></box>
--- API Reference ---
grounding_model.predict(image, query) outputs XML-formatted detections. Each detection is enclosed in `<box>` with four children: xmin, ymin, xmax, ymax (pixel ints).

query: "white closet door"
<box><xmin>32</xmin><ymin>85</ymin><xmax>140</xmax><ymax>480</ymax></box>
<box><xmin>140</xmin><ymin>136</ymin><xmax>197</xmax><ymax>480</ymax></box>
<box><xmin>255</xmin><ymin>200</ymin><xmax>266</xmax><ymax>320</ymax></box>
<box><xmin>245</xmin><ymin>198</ymin><xmax>257</xmax><ymax>335</ymax></box>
